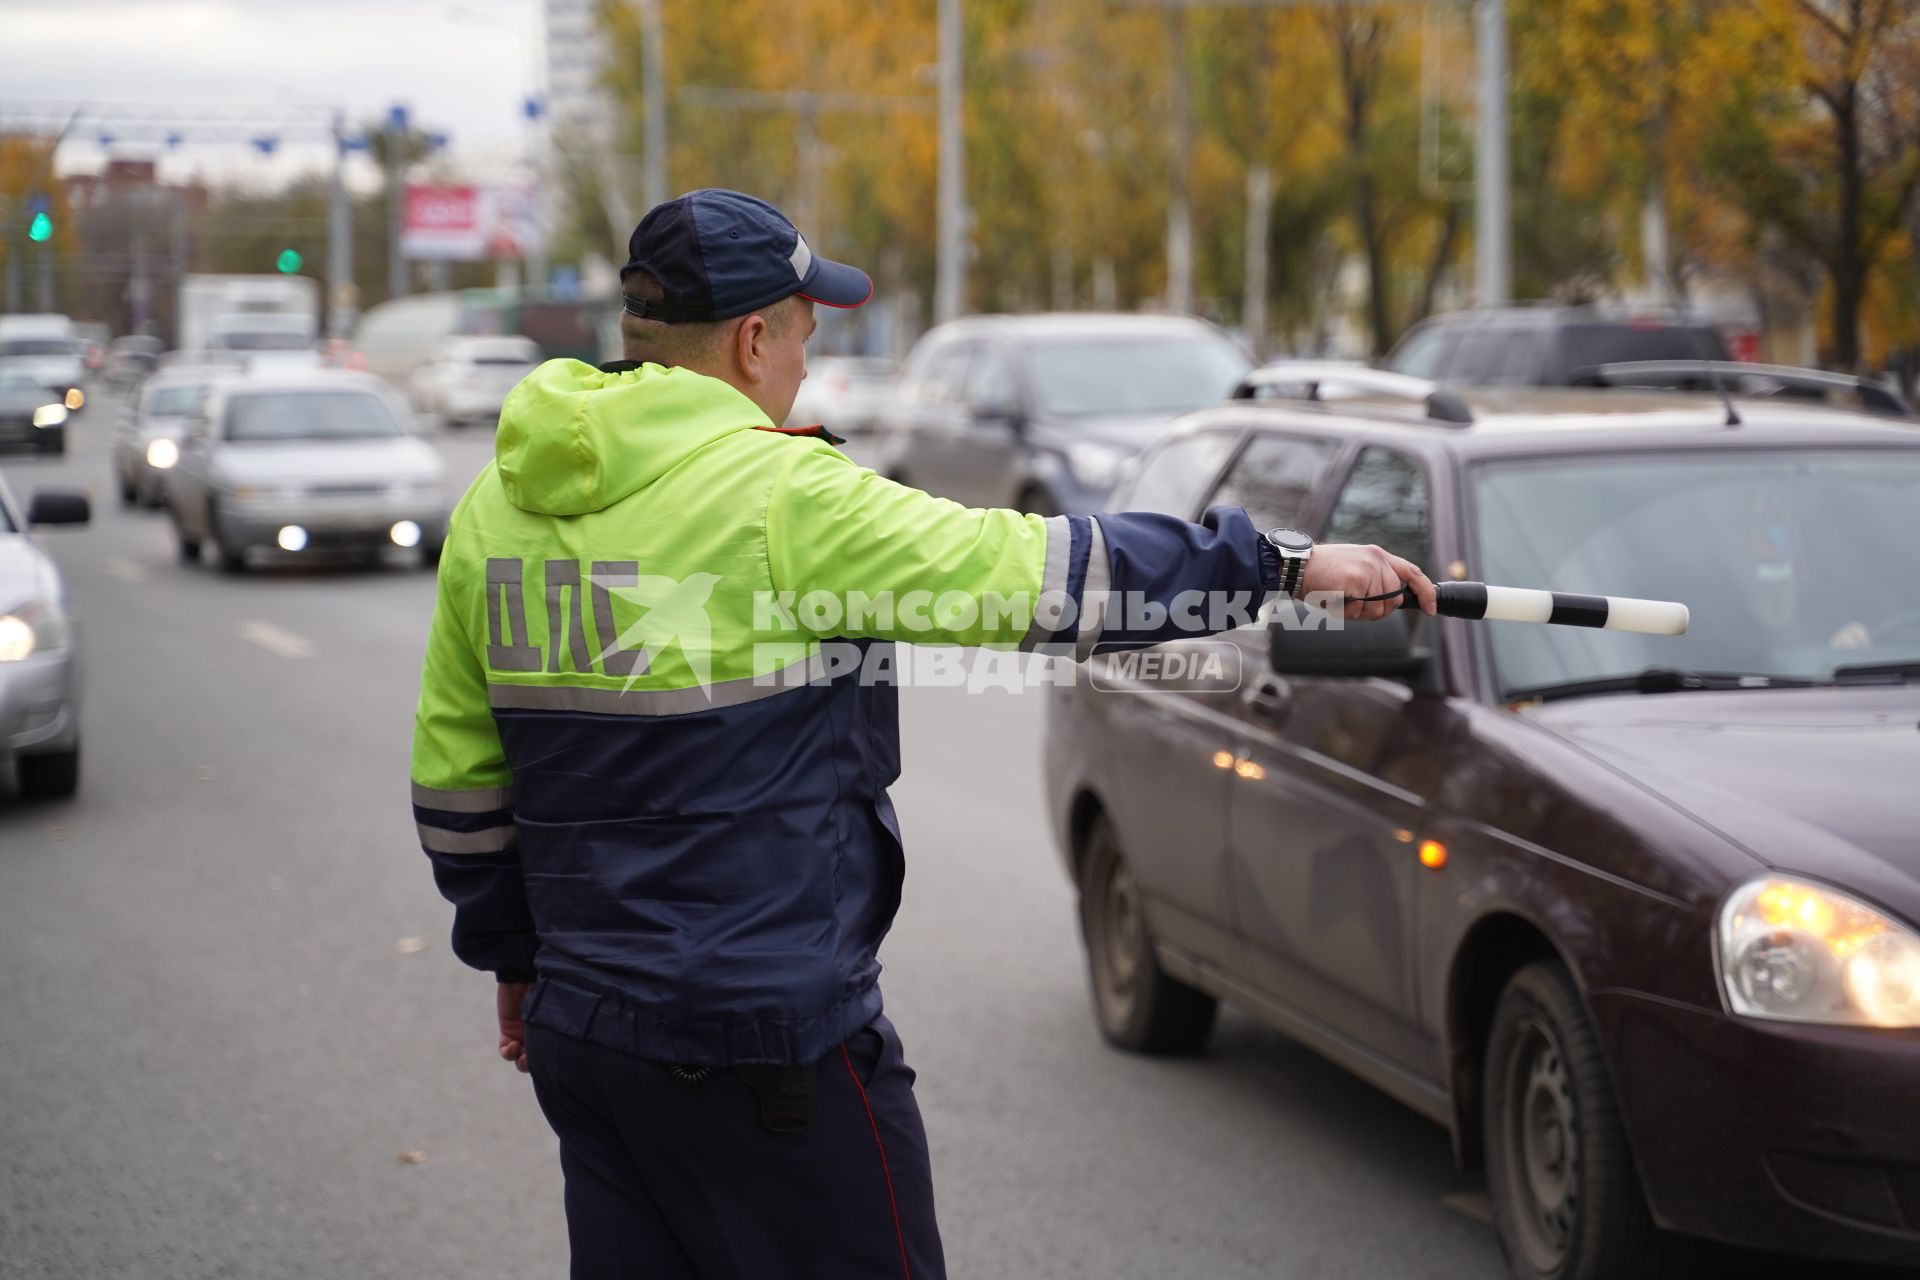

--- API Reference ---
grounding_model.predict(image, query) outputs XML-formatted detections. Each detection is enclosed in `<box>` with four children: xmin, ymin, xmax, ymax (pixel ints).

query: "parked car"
<box><xmin>163</xmin><ymin>371</ymin><xmax>451</xmax><ymax>572</ymax></box>
<box><xmin>1045</xmin><ymin>370</ymin><xmax>1920</xmax><ymax>1277</ymax></box>
<box><xmin>111</xmin><ymin>370</ymin><xmax>221</xmax><ymax>507</ymax></box>
<box><xmin>1385</xmin><ymin>306</ymin><xmax>1732</xmax><ymax>388</ymax></box>
<box><xmin>878</xmin><ymin>313</ymin><xmax>1251</xmax><ymax>514</ymax></box>
<box><xmin>0</xmin><ymin>470</ymin><xmax>89</xmax><ymax>798</ymax></box>
<box><xmin>0</xmin><ymin>314</ymin><xmax>86</xmax><ymax>415</ymax></box>
<box><xmin>105</xmin><ymin>334</ymin><xmax>165</xmax><ymax>386</ymax></box>
<box><xmin>0</xmin><ymin>370</ymin><xmax>72</xmax><ymax>455</ymax></box>
<box><xmin>784</xmin><ymin>355</ymin><xmax>897</xmax><ymax>438</ymax></box>
<box><xmin>406</xmin><ymin>334</ymin><xmax>542</xmax><ymax>427</ymax></box>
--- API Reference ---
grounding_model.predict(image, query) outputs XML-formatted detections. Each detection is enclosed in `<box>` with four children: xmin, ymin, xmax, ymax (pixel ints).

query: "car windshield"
<box><xmin>1475</xmin><ymin>450</ymin><xmax>1920</xmax><ymax>696</ymax></box>
<box><xmin>216</xmin><ymin>331</ymin><xmax>312</xmax><ymax>352</ymax></box>
<box><xmin>1027</xmin><ymin>336</ymin><xmax>1250</xmax><ymax>418</ymax></box>
<box><xmin>145</xmin><ymin>384</ymin><xmax>204</xmax><ymax>416</ymax></box>
<box><xmin>225</xmin><ymin>391</ymin><xmax>401</xmax><ymax>443</ymax></box>
<box><xmin>0</xmin><ymin>339</ymin><xmax>74</xmax><ymax>357</ymax></box>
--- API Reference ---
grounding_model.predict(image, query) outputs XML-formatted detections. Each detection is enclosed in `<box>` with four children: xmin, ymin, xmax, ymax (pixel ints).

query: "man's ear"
<box><xmin>731</xmin><ymin>313</ymin><xmax>770</xmax><ymax>385</ymax></box>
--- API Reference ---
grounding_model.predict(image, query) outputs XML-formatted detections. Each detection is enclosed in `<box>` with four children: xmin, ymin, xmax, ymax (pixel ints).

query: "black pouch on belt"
<box><xmin>734</xmin><ymin>1063</ymin><xmax>816</xmax><ymax>1134</ymax></box>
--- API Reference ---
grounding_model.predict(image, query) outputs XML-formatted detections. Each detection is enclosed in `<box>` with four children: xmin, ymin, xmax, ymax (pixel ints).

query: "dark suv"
<box><xmin>1043</xmin><ymin>373</ymin><xmax>1920</xmax><ymax>1278</ymax></box>
<box><xmin>1385</xmin><ymin>306</ymin><xmax>1731</xmax><ymax>387</ymax></box>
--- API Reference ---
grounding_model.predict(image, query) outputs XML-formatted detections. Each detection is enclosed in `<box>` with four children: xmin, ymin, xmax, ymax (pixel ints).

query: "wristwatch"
<box><xmin>1264</xmin><ymin>528</ymin><xmax>1314</xmax><ymax>597</ymax></box>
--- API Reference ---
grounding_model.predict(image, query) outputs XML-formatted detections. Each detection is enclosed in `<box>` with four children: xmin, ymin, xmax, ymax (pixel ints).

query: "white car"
<box><xmin>110</xmin><ymin>370</ymin><xmax>220</xmax><ymax>507</ymax></box>
<box><xmin>0</xmin><ymin>469</ymin><xmax>89</xmax><ymax>797</ymax></box>
<box><xmin>784</xmin><ymin>355</ymin><xmax>897</xmax><ymax>437</ymax></box>
<box><xmin>163</xmin><ymin>371</ymin><xmax>451</xmax><ymax>572</ymax></box>
<box><xmin>407</xmin><ymin>335</ymin><xmax>542</xmax><ymax>427</ymax></box>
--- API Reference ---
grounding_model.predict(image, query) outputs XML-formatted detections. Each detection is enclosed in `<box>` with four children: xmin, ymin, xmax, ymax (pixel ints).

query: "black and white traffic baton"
<box><xmin>1372</xmin><ymin>582</ymin><xmax>1690</xmax><ymax>636</ymax></box>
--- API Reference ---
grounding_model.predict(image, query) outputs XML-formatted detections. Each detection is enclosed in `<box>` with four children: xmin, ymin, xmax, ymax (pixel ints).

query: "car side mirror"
<box><xmin>1267</xmin><ymin>601</ymin><xmax>1440</xmax><ymax>694</ymax></box>
<box><xmin>28</xmin><ymin>490</ymin><xmax>91</xmax><ymax>527</ymax></box>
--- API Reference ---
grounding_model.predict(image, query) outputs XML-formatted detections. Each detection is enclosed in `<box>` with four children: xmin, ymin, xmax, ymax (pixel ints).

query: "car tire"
<box><xmin>210</xmin><ymin>509</ymin><xmax>247</xmax><ymax>574</ymax></box>
<box><xmin>1078</xmin><ymin>814</ymin><xmax>1217</xmax><ymax>1054</ymax></box>
<box><xmin>173</xmin><ymin>515</ymin><xmax>202</xmax><ymax>564</ymax></box>
<box><xmin>18</xmin><ymin>746</ymin><xmax>80</xmax><ymax>799</ymax></box>
<box><xmin>1483</xmin><ymin>961</ymin><xmax>1670</xmax><ymax>1280</ymax></box>
<box><xmin>119</xmin><ymin>476</ymin><xmax>138</xmax><ymax>506</ymax></box>
<box><xmin>420</xmin><ymin>540</ymin><xmax>444</xmax><ymax>569</ymax></box>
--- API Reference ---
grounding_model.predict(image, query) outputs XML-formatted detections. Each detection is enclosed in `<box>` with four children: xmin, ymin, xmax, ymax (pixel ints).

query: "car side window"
<box><xmin>1323</xmin><ymin>446</ymin><xmax>1432</xmax><ymax>569</ymax></box>
<box><xmin>912</xmin><ymin>342</ymin><xmax>974</xmax><ymax>405</ymax></box>
<box><xmin>1490</xmin><ymin>332</ymin><xmax>1541</xmax><ymax>386</ymax></box>
<box><xmin>964</xmin><ymin>348</ymin><xmax>1021</xmax><ymax>419</ymax></box>
<box><xmin>1208</xmin><ymin>433</ymin><xmax>1341</xmax><ymax>530</ymax></box>
<box><xmin>1390</xmin><ymin>326</ymin><xmax>1452</xmax><ymax>379</ymax></box>
<box><xmin>1118</xmin><ymin>430</ymin><xmax>1239</xmax><ymax>518</ymax></box>
<box><xmin>1448</xmin><ymin>329</ymin><xmax>1504</xmax><ymax>385</ymax></box>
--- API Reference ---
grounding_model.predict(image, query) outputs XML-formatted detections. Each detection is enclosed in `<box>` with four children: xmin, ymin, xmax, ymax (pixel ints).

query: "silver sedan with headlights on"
<box><xmin>110</xmin><ymin>369</ymin><xmax>220</xmax><ymax>507</ymax></box>
<box><xmin>162</xmin><ymin>371</ymin><xmax>452</xmax><ymax>573</ymax></box>
<box><xmin>0</xmin><ymin>369</ymin><xmax>75</xmax><ymax>455</ymax></box>
<box><xmin>0</xmin><ymin>472</ymin><xmax>89</xmax><ymax>798</ymax></box>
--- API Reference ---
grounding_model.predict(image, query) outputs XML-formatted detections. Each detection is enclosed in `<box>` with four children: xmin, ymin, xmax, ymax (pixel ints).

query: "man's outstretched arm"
<box><xmin>764</xmin><ymin>441</ymin><xmax>1434</xmax><ymax>650</ymax></box>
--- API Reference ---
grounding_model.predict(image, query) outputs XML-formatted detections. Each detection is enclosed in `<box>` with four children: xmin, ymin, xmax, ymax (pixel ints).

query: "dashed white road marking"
<box><xmin>105</xmin><ymin>556</ymin><xmax>145</xmax><ymax>584</ymax></box>
<box><xmin>239</xmin><ymin>620</ymin><xmax>313</xmax><ymax>660</ymax></box>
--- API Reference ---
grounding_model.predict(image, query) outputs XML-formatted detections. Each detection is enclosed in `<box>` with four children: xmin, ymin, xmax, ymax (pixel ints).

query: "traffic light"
<box><xmin>275</xmin><ymin>248</ymin><xmax>303</xmax><ymax>274</ymax></box>
<box><xmin>27</xmin><ymin>211</ymin><xmax>52</xmax><ymax>243</ymax></box>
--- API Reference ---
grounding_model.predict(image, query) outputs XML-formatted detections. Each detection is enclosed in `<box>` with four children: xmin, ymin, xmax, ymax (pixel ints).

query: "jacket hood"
<box><xmin>495</xmin><ymin>359</ymin><xmax>772</xmax><ymax>516</ymax></box>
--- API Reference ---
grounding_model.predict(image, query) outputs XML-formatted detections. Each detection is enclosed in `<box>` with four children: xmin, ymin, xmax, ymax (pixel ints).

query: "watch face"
<box><xmin>1267</xmin><ymin>528</ymin><xmax>1313</xmax><ymax>554</ymax></box>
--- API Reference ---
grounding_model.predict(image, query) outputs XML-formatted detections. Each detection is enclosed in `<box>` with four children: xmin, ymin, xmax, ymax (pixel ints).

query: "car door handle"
<box><xmin>1245</xmin><ymin>674</ymin><xmax>1291</xmax><ymax>721</ymax></box>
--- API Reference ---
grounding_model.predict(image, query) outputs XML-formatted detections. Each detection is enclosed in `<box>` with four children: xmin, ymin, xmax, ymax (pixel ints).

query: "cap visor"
<box><xmin>796</xmin><ymin>256</ymin><xmax>873</xmax><ymax>309</ymax></box>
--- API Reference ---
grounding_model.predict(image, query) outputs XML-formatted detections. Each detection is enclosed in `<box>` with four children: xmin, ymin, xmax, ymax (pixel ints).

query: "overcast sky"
<box><xmin>2</xmin><ymin>0</ymin><xmax>546</xmax><ymax>188</ymax></box>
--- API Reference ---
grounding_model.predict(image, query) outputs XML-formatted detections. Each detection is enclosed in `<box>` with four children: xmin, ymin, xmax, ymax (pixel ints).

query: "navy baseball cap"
<box><xmin>619</xmin><ymin>188</ymin><xmax>873</xmax><ymax>322</ymax></box>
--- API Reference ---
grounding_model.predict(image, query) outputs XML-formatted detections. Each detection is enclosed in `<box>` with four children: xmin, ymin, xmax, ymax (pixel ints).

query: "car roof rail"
<box><xmin>1231</xmin><ymin>362</ymin><xmax>1475</xmax><ymax>426</ymax></box>
<box><xmin>1580</xmin><ymin>360</ymin><xmax>1914</xmax><ymax>419</ymax></box>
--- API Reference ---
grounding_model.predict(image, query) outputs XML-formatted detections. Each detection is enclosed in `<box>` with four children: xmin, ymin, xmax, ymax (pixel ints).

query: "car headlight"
<box><xmin>33</xmin><ymin>404</ymin><xmax>68</xmax><ymax>428</ymax></box>
<box><xmin>0</xmin><ymin>601</ymin><xmax>71</xmax><ymax>662</ymax></box>
<box><xmin>1066</xmin><ymin>443</ymin><xmax>1130</xmax><ymax>490</ymax></box>
<box><xmin>146</xmin><ymin>437</ymin><xmax>180</xmax><ymax>469</ymax></box>
<box><xmin>1717</xmin><ymin>875</ymin><xmax>1920</xmax><ymax>1027</ymax></box>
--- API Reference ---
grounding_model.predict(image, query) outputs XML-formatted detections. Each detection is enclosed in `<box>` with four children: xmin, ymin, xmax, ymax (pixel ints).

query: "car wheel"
<box><xmin>210</xmin><ymin>507</ymin><xmax>247</xmax><ymax>574</ymax></box>
<box><xmin>1018</xmin><ymin>486</ymin><xmax>1057</xmax><ymax>518</ymax></box>
<box><xmin>1078</xmin><ymin>814</ymin><xmax>1217</xmax><ymax>1054</ymax></box>
<box><xmin>419</xmin><ymin>540</ymin><xmax>444</xmax><ymax>569</ymax></box>
<box><xmin>1484</xmin><ymin>961</ymin><xmax>1669</xmax><ymax>1280</ymax></box>
<box><xmin>18</xmin><ymin>746</ymin><xmax>80</xmax><ymax>799</ymax></box>
<box><xmin>172</xmin><ymin>513</ymin><xmax>202</xmax><ymax>564</ymax></box>
<box><xmin>119</xmin><ymin>476</ymin><xmax>138</xmax><ymax>506</ymax></box>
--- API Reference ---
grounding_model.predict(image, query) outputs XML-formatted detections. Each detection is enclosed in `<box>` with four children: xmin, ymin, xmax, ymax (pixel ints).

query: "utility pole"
<box><xmin>935</xmin><ymin>0</ymin><xmax>967</xmax><ymax>322</ymax></box>
<box><xmin>1164</xmin><ymin>3</ymin><xmax>1194</xmax><ymax>314</ymax></box>
<box><xmin>386</xmin><ymin>104</ymin><xmax>409</xmax><ymax>300</ymax></box>
<box><xmin>327</xmin><ymin>113</ymin><xmax>355</xmax><ymax>338</ymax></box>
<box><xmin>639</xmin><ymin>0</ymin><xmax>669</xmax><ymax>210</ymax></box>
<box><xmin>1473</xmin><ymin>0</ymin><xmax>1509</xmax><ymax>306</ymax></box>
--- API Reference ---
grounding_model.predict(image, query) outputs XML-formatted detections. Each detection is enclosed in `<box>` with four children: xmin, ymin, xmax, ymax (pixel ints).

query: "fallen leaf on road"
<box><xmin>397</xmin><ymin>1151</ymin><xmax>427</xmax><ymax>1165</ymax></box>
<box><xmin>47</xmin><ymin>825</ymin><xmax>68</xmax><ymax>842</ymax></box>
<box><xmin>396</xmin><ymin>936</ymin><xmax>427</xmax><ymax>955</ymax></box>
<box><xmin>197</xmin><ymin>766</ymin><xmax>218</xmax><ymax>782</ymax></box>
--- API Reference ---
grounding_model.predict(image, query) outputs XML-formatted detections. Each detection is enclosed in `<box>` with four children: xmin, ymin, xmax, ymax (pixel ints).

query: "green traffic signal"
<box><xmin>27</xmin><ymin>211</ymin><xmax>52</xmax><ymax>243</ymax></box>
<box><xmin>275</xmin><ymin>248</ymin><xmax>303</xmax><ymax>274</ymax></box>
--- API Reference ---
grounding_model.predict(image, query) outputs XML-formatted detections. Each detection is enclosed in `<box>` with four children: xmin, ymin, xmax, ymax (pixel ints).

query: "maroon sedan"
<box><xmin>1044</xmin><ymin>383</ymin><xmax>1920</xmax><ymax>1277</ymax></box>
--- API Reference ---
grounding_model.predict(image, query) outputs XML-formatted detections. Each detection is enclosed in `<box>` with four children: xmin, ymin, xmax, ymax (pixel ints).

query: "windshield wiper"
<box><xmin>1832</xmin><ymin>660</ymin><xmax>1920</xmax><ymax>685</ymax></box>
<box><xmin>1507</xmin><ymin>667</ymin><xmax>1824</xmax><ymax>704</ymax></box>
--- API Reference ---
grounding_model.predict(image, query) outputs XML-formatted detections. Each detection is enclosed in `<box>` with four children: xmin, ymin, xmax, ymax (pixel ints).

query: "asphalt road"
<box><xmin>0</xmin><ymin>387</ymin><xmax>1505</xmax><ymax>1278</ymax></box>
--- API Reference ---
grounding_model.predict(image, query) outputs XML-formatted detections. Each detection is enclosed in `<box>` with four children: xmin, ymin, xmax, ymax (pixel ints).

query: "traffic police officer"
<box><xmin>411</xmin><ymin>188</ymin><xmax>1436</xmax><ymax>1279</ymax></box>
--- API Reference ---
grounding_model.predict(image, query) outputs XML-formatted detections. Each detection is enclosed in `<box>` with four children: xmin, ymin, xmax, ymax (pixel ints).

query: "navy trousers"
<box><xmin>526</xmin><ymin>1014</ymin><xmax>947</xmax><ymax>1279</ymax></box>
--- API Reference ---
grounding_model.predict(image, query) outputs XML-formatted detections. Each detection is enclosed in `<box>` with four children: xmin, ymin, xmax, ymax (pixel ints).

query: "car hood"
<box><xmin>0</xmin><ymin>536</ymin><xmax>60</xmax><ymax>609</ymax></box>
<box><xmin>1527</xmin><ymin>686</ymin><xmax>1920</xmax><ymax>915</ymax></box>
<box><xmin>212</xmin><ymin>437</ymin><xmax>444</xmax><ymax>487</ymax></box>
<box><xmin>1</xmin><ymin>357</ymin><xmax>82</xmax><ymax>387</ymax></box>
<box><xmin>1029</xmin><ymin>412</ymin><xmax>1180</xmax><ymax>453</ymax></box>
<box><xmin>0</xmin><ymin>387</ymin><xmax>59</xmax><ymax>414</ymax></box>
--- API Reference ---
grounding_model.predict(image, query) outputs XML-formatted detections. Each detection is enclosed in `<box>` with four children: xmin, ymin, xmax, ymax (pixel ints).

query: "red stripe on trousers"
<box><xmin>841</xmin><ymin>1042</ymin><xmax>911</xmax><ymax>1280</ymax></box>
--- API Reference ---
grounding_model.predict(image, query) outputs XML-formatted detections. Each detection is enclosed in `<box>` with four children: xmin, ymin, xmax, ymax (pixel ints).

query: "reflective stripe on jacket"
<box><xmin>411</xmin><ymin>357</ymin><xmax>1278</xmax><ymax>1066</ymax></box>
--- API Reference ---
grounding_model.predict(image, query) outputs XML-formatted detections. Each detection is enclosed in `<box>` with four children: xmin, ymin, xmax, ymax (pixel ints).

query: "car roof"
<box><xmin>1408</xmin><ymin>306</ymin><xmax>1721</xmax><ymax>332</ymax></box>
<box><xmin>1181</xmin><ymin>386</ymin><xmax>1920</xmax><ymax>460</ymax></box>
<box><xmin>211</xmin><ymin>370</ymin><xmax>394</xmax><ymax>397</ymax></box>
<box><xmin>927</xmin><ymin>311</ymin><xmax>1226</xmax><ymax>342</ymax></box>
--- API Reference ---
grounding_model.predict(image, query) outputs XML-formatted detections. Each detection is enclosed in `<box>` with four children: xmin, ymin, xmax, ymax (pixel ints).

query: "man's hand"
<box><xmin>1300</xmin><ymin>544</ymin><xmax>1439</xmax><ymax>622</ymax></box>
<box><xmin>497</xmin><ymin>981</ymin><xmax>532</xmax><ymax>1074</ymax></box>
